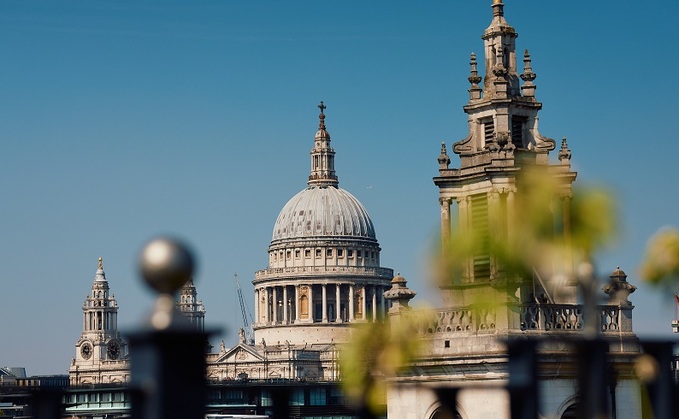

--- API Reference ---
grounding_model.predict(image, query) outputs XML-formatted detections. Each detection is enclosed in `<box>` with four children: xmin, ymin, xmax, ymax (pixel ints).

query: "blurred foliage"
<box><xmin>342</xmin><ymin>167</ymin><xmax>624</xmax><ymax>412</ymax></box>
<box><xmin>639</xmin><ymin>226</ymin><xmax>679</xmax><ymax>287</ymax></box>
<box><xmin>435</xmin><ymin>167</ymin><xmax>617</xmax><ymax>288</ymax></box>
<box><xmin>340</xmin><ymin>312</ymin><xmax>427</xmax><ymax>414</ymax></box>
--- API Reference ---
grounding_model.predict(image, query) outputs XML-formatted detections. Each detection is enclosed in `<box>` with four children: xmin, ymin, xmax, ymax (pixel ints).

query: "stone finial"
<box><xmin>384</xmin><ymin>273</ymin><xmax>417</xmax><ymax>314</ymax></box>
<box><xmin>558</xmin><ymin>137</ymin><xmax>572</xmax><ymax>163</ymax></box>
<box><xmin>95</xmin><ymin>257</ymin><xmax>107</xmax><ymax>282</ymax></box>
<box><xmin>492</xmin><ymin>0</ymin><xmax>504</xmax><ymax>17</ymax></box>
<box><xmin>601</xmin><ymin>266</ymin><xmax>637</xmax><ymax>305</ymax></box>
<box><xmin>520</xmin><ymin>49</ymin><xmax>537</xmax><ymax>97</ymax></box>
<box><xmin>317</xmin><ymin>101</ymin><xmax>326</xmax><ymax>130</ymax></box>
<box><xmin>468</xmin><ymin>53</ymin><xmax>482</xmax><ymax>100</ymax></box>
<box><xmin>438</xmin><ymin>142</ymin><xmax>450</xmax><ymax>169</ymax></box>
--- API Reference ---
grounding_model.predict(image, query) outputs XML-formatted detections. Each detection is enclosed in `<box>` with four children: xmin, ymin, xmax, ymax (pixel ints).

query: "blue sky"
<box><xmin>1</xmin><ymin>1</ymin><xmax>678</xmax><ymax>374</ymax></box>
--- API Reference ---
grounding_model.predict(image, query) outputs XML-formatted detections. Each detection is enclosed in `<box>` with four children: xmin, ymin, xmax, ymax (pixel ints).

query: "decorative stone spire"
<box><xmin>483</xmin><ymin>0</ymin><xmax>519</xmax><ymax>98</ymax></box>
<box><xmin>558</xmin><ymin>138</ymin><xmax>572</xmax><ymax>164</ymax></box>
<box><xmin>492</xmin><ymin>0</ymin><xmax>504</xmax><ymax>17</ymax></box>
<box><xmin>438</xmin><ymin>142</ymin><xmax>450</xmax><ymax>170</ymax></box>
<box><xmin>602</xmin><ymin>267</ymin><xmax>637</xmax><ymax>306</ymax></box>
<box><xmin>384</xmin><ymin>273</ymin><xmax>417</xmax><ymax>314</ymax></box>
<box><xmin>520</xmin><ymin>49</ymin><xmax>537</xmax><ymax>98</ymax></box>
<box><xmin>468</xmin><ymin>53</ymin><xmax>482</xmax><ymax>100</ymax></box>
<box><xmin>308</xmin><ymin>101</ymin><xmax>339</xmax><ymax>187</ymax></box>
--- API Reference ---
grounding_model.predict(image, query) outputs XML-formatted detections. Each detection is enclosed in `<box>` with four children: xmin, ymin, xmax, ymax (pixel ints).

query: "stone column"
<box><xmin>322</xmin><ymin>284</ymin><xmax>328</xmax><ymax>323</ymax></box>
<box><xmin>309</xmin><ymin>285</ymin><xmax>314</xmax><ymax>322</ymax></box>
<box><xmin>562</xmin><ymin>193</ymin><xmax>573</xmax><ymax>255</ymax></box>
<box><xmin>488</xmin><ymin>190</ymin><xmax>500</xmax><ymax>280</ymax></box>
<box><xmin>440</xmin><ymin>197</ymin><xmax>451</xmax><ymax>246</ymax></box>
<box><xmin>458</xmin><ymin>196</ymin><xmax>471</xmax><ymax>282</ymax></box>
<box><xmin>335</xmin><ymin>284</ymin><xmax>341</xmax><ymax>323</ymax></box>
<box><xmin>272</xmin><ymin>287</ymin><xmax>278</xmax><ymax>324</ymax></box>
<box><xmin>361</xmin><ymin>286</ymin><xmax>367</xmax><ymax>321</ymax></box>
<box><xmin>506</xmin><ymin>189</ymin><xmax>516</xmax><ymax>246</ymax></box>
<box><xmin>282</xmin><ymin>286</ymin><xmax>288</xmax><ymax>324</ymax></box>
<box><xmin>254</xmin><ymin>288</ymin><xmax>259</xmax><ymax>326</ymax></box>
<box><xmin>371</xmin><ymin>285</ymin><xmax>377</xmax><ymax>322</ymax></box>
<box><xmin>349</xmin><ymin>284</ymin><xmax>355</xmax><ymax>321</ymax></box>
<box><xmin>378</xmin><ymin>286</ymin><xmax>385</xmax><ymax>318</ymax></box>
<box><xmin>267</xmin><ymin>287</ymin><xmax>273</xmax><ymax>324</ymax></box>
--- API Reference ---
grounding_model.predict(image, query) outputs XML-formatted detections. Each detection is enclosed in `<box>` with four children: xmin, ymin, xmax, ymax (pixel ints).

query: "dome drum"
<box><xmin>253</xmin><ymin>265</ymin><xmax>394</xmax><ymax>284</ymax></box>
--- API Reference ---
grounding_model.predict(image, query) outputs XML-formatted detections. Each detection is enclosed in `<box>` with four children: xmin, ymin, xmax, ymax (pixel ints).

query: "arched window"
<box><xmin>430</xmin><ymin>407</ymin><xmax>462</xmax><ymax>419</ymax></box>
<box><xmin>561</xmin><ymin>404</ymin><xmax>577</xmax><ymax>419</ymax></box>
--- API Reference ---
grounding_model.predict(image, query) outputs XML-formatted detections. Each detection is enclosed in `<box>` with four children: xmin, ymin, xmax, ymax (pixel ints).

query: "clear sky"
<box><xmin>2</xmin><ymin>1</ymin><xmax>678</xmax><ymax>375</ymax></box>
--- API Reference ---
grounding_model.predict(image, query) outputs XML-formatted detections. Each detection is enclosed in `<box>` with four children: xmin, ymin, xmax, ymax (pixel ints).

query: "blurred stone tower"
<box><xmin>387</xmin><ymin>2</ymin><xmax>641</xmax><ymax>418</ymax></box>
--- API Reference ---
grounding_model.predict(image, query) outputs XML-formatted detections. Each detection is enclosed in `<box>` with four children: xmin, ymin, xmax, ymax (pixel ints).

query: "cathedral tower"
<box><xmin>387</xmin><ymin>3</ymin><xmax>639</xmax><ymax>418</ymax></box>
<box><xmin>434</xmin><ymin>0</ymin><xmax>577</xmax><ymax>311</ymax></box>
<box><xmin>69</xmin><ymin>258</ymin><xmax>128</xmax><ymax>385</ymax></box>
<box><xmin>177</xmin><ymin>278</ymin><xmax>206</xmax><ymax>332</ymax></box>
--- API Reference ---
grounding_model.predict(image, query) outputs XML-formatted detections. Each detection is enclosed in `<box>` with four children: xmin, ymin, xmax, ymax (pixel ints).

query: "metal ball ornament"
<box><xmin>139</xmin><ymin>237</ymin><xmax>195</xmax><ymax>295</ymax></box>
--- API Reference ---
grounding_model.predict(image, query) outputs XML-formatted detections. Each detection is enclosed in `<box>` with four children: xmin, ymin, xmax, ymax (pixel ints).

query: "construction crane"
<box><xmin>673</xmin><ymin>294</ymin><xmax>679</xmax><ymax>333</ymax></box>
<box><xmin>234</xmin><ymin>273</ymin><xmax>255</xmax><ymax>345</ymax></box>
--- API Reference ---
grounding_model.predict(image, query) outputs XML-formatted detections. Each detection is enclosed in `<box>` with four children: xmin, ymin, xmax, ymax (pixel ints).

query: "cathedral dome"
<box><xmin>272</xmin><ymin>185</ymin><xmax>375</xmax><ymax>242</ymax></box>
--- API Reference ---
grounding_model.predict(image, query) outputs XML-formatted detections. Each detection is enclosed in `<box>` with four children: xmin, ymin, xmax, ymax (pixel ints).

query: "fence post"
<box><xmin>507</xmin><ymin>339</ymin><xmax>538</xmax><ymax>419</ymax></box>
<box><xmin>640</xmin><ymin>341</ymin><xmax>675</xmax><ymax>419</ymax></box>
<box><xmin>576</xmin><ymin>339</ymin><xmax>609</xmax><ymax>419</ymax></box>
<box><xmin>129</xmin><ymin>237</ymin><xmax>211</xmax><ymax>419</ymax></box>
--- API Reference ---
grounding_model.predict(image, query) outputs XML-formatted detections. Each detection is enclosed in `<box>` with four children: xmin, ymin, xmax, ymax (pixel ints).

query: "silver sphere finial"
<box><xmin>139</xmin><ymin>237</ymin><xmax>194</xmax><ymax>295</ymax></box>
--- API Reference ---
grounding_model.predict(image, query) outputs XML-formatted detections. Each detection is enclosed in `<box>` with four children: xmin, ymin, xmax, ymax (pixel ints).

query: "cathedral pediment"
<box><xmin>215</xmin><ymin>343</ymin><xmax>264</xmax><ymax>363</ymax></box>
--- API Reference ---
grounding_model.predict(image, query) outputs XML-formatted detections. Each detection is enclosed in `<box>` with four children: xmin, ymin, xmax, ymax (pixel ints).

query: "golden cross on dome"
<box><xmin>98</xmin><ymin>257</ymin><xmax>103</xmax><ymax>270</ymax></box>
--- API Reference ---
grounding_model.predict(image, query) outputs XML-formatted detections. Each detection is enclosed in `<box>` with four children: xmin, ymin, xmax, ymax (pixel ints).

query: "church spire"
<box><xmin>308</xmin><ymin>101</ymin><xmax>339</xmax><ymax>188</ymax></box>
<box><xmin>95</xmin><ymin>257</ymin><xmax>106</xmax><ymax>282</ymax></box>
<box><xmin>482</xmin><ymin>0</ymin><xmax>519</xmax><ymax>98</ymax></box>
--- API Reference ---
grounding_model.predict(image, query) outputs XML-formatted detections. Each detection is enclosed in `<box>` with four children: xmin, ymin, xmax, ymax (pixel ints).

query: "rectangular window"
<box><xmin>329</xmin><ymin>387</ymin><xmax>345</xmax><ymax>405</ymax></box>
<box><xmin>286</xmin><ymin>251</ymin><xmax>291</xmax><ymax>259</ymax></box>
<box><xmin>357</xmin><ymin>250</ymin><xmax>362</xmax><ymax>258</ymax></box>
<box><xmin>483</xmin><ymin>118</ymin><xmax>494</xmax><ymax>146</ymax></box>
<box><xmin>511</xmin><ymin>116</ymin><xmax>526</xmax><ymax>148</ymax></box>
<box><xmin>261</xmin><ymin>390</ymin><xmax>273</xmax><ymax>407</ymax></box>
<box><xmin>337</xmin><ymin>249</ymin><xmax>344</xmax><ymax>257</ymax></box>
<box><xmin>305</xmin><ymin>249</ymin><xmax>311</xmax><ymax>258</ymax></box>
<box><xmin>348</xmin><ymin>250</ymin><xmax>353</xmax><ymax>258</ymax></box>
<box><xmin>290</xmin><ymin>388</ymin><xmax>305</xmax><ymax>406</ymax></box>
<box><xmin>295</xmin><ymin>250</ymin><xmax>301</xmax><ymax>258</ymax></box>
<box><xmin>326</xmin><ymin>249</ymin><xmax>333</xmax><ymax>257</ymax></box>
<box><xmin>316</xmin><ymin>249</ymin><xmax>321</xmax><ymax>258</ymax></box>
<box><xmin>309</xmin><ymin>388</ymin><xmax>327</xmax><ymax>406</ymax></box>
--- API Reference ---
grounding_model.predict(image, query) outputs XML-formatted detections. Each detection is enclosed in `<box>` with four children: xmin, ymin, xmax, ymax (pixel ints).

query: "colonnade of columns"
<box><xmin>254</xmin><ymin>283</ymin><xmax>388</xmax><ymax>326</ymax></box>
<box><xmin>84</xmin><ymin>310</ymin><xmax>117</xmax><ymax>332</ymax></box>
